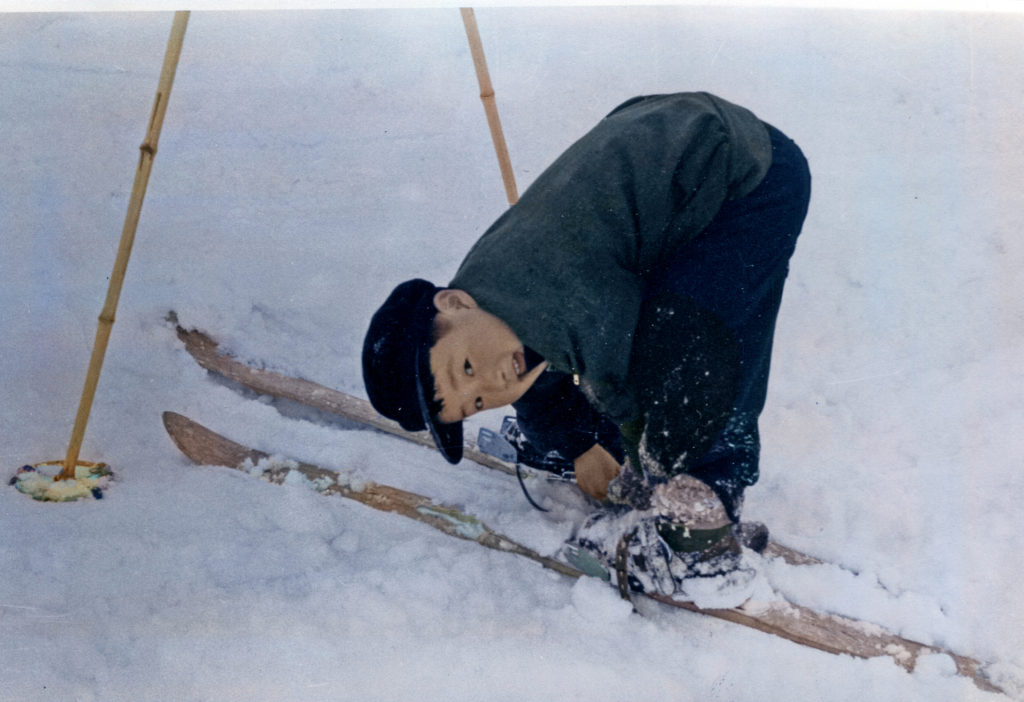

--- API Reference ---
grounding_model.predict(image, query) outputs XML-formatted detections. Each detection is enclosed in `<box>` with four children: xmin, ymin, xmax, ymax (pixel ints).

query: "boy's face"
<box><xmin>429</xmin><ymin>289</ymin><xmax>547</xmax><ymax>424</ymax></box>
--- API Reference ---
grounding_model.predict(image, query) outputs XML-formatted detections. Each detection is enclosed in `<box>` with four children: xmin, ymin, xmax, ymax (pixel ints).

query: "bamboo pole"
<box><xmin>460</xmin><ymin>8</ymin><xmax>519</xmax><ymax>205</ymax></box>
<box><xmin>59</xmin><ymin>11</ymin><xmax>190</xmax><ymax>481</ymax></box>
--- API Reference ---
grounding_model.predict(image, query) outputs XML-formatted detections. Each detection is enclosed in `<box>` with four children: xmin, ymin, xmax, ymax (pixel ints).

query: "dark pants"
<box><xmin>643</xmin><ymin>125</ymin><xmax>811</xmax><ymax>520</ymax></box>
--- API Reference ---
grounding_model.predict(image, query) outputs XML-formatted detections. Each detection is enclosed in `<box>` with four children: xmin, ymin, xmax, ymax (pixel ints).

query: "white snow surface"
<box><xmin>2</xmin><ymin>8</ymin><xmax>1024</xmax><ymax>701</ymax></box>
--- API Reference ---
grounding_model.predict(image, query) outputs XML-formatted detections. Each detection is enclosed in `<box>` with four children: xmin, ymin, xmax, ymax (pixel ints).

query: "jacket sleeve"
<box><xmin>511</xmin><ymin>370</ymin><xmax>625</xmax><ymax>465</ymax></box>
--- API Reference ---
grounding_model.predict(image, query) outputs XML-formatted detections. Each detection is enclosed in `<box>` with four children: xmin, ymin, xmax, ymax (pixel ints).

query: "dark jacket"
<box><xmin>449</xmin><ymin>92</ymin><xmax>772</xmax><ymax>462</ymax></box>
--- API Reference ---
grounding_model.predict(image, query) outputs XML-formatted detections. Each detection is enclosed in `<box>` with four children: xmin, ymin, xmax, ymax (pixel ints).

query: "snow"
<box><xmin>2</xmin><ymin>6</ymin><xmax>1023</xmax><ymax>701</ymax></box>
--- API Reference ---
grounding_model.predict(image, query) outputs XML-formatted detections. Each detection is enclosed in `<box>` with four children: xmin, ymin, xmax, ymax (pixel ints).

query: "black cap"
<box><xmin>362</xmin><ymin>279</ymin><xmax>464</xmax><ymax>463</ymax></box>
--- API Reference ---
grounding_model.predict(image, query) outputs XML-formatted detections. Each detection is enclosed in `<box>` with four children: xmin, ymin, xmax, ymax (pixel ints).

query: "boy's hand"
<box><xmin>574</xmin><ymin>443</ymin><xmax>623</xmax><ymax>501</ymax></box>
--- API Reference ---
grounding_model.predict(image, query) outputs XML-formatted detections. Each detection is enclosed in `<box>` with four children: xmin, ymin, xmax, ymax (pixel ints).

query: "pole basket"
<box><xmin>10</xmin><ymin>460</ymin><xmax>113</xmax><ymax>502</ymax></box>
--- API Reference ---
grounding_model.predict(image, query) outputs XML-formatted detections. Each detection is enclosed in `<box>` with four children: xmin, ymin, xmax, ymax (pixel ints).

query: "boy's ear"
<box><xmin>433</xmin><ymin>288</ymin><xmax>477</xmax><ymax>312</ymax></box>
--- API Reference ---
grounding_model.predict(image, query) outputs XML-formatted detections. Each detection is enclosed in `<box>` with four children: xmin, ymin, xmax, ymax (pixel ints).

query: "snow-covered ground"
<box><xmin>2</xmin><ymin>7</ymin><xmax>1023</xmax><ymax>701</ymax></box>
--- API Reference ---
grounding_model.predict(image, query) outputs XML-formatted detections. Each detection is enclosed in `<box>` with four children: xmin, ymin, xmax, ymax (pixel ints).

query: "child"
<box><xmin>362</xmin><ymin>92</ymin><xmax>811</xmax><ymax>602</ymax></box>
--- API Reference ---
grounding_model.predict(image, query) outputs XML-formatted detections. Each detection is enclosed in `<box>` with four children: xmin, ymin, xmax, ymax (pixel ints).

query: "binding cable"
<box><xmin>515</xmin><ymin>462</ymin><xmax>550</xmax><ymax>512</ymax></box>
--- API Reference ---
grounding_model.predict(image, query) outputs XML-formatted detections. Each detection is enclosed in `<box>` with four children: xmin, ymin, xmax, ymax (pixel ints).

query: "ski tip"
<box><xmin>162</xmin><ymin>410</ymin><xmax>188</xmax><ymax>435</ymax></box>
<box><xmin>162</xmin><ymin>411</ymin><xmax>270</xmax><ymax>471</ymax></box>
<box><xmin>162</xmin><ymin>411</ymin><xmax>196</xmax><ymax>459</ymax></box>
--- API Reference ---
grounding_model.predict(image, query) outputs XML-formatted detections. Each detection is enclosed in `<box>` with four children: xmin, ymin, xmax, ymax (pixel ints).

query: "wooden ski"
<box><xmin>162</xmin><ymin>410</ymin><xmax>1002</xmax><ymax>695</ymax></box>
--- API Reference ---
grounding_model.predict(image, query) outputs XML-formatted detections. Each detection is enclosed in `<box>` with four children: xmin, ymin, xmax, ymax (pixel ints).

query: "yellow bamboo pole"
<box><xmin>59</xmin><ymin>11</ymin><xmax>190</xmax><ymax>481</ymax></box>
<box><xmin>460</xmin><ymin>8</ymin><xmax>519</xmax><ymax>205</ymax></box>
